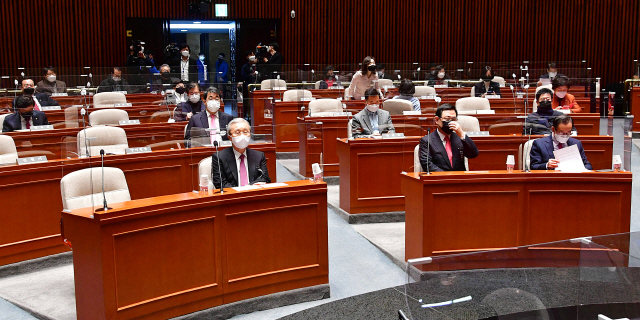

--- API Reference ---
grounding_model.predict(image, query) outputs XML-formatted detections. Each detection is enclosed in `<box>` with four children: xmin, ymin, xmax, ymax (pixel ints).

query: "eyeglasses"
<box><xmin>229</xmin><ymin>129</ymin><xmax>251</xmax><ymax>137</ymax></box>
<box><xmin>441</xmin><ymin>117</ymin><xmax>457</xmax><ymax>121</ymax></box>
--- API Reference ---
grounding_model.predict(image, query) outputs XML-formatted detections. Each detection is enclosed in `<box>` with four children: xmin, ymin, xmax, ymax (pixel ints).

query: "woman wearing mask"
<box><xmin>552</xmin><ymin>76</ymin><xmax>581</xmax><ymax>113</ymax></box>
<box><xmin>174</xmin><ymin>82</ymin><xmax>205</xmax><ymax>122</ymax></box>
<box><xmin>523</xmin><ymin>88</ymin><xmax>564</xmax><ymax>135</ymax></box>
<box><xmin>347</xmin><ymin>56</ymin><xmax>380</xmax><ymax>100</ymax></box>
<box><xmin>427</xmin><ymin>65</ymin><xmax>451</xmax><ymax>87</ymax></box>
<box><xmin>474</xmin><ymin>66</ymin><xmax>501</xmax><ymax>97</ymax></box>
<box><xmin>184</xmin><ymin>87</ymin><xmax>234</xmax><ymax>142</ymax></box>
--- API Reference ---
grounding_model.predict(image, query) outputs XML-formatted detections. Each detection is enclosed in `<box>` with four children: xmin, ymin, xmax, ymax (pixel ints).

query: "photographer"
<box><xmin>126</xmin><ymin>41</ymin><xmax>155</xmax><ymax>92</ymax></box>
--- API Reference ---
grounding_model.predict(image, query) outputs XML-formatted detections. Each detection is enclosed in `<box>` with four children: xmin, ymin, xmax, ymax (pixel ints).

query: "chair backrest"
<box><xmin>308</xmin><ymin>99</ymin><xmax>342</xmax><ymax>116</ymax></box>
<box><xmin>0</xmin><ymin>135</ymin><xmax>18</xmax><ymax>165</ymax></box>
<box><xmin>413</xmin><ymin>86</ymin><xmax>436</xmax><ymax>97</ymax></box>
<box><xmin>282</xmin><ymin>89</ymin><xmax>312</xmax><ymax>102</ymax></box>
<box><xmin>314</xmin><ymin>80</ymin><xmax>322</xmax><ymax>89</ymax></box>
<box><xmin>413</xmin><ymin>145</ymin><xmax>422</xmax><ymax>173</ymax></box>
<box><xmin>93</xmin><ymin>92</ymin><xmax>127</xmax><ymax>109</ymax></box>
<box><xmin>260</xmin><ymin>79</ymin><xmax>286</xmax><ymax>90</ymax></box>
<box><xmin>149</xmin><ymin>110</ymin><xmax>172</xmax><ymax>123</ymax></box>
<box><xmin>347</xmin><ymin>118</ymin><xmax>353</xmax><ymax>139</ymax></box>
<box><xmin>0</xmin><ymin>114</ymin><xmax>9</xmax><ymax>126</ymax></box>
<box><xmin>77</xmin><ymin>126</ymin><xmax>129</xmax><ymax>157</ymax></box>
<box><xmin>455</xmin><ymin>97</ymin><xmax>491</xmax><ymax>113</ymax></box>
<box><xmin>532</xmin><ymin>85</ymin><xmax>553</xmax><ymax>112</ymax></box>
<box><xmin>488</xmin><ymin>122</ymin><xmax>525</xmax><ymax>135</ymax></box>
<box><xmin>493</xmin><ymin>76</ymin><xmax>506</xmax><ymax>87</ymax></box>
<box><xmin>383</xmin><ymin>99</ymin><xmax>413</xmax><ymax>115</ymax></box>
<box><xmin>457</xmin><ymin>115</ymin><xmax>480</xmax><ymax>132</ymax></box>
<box><xmin>518</xmin><ymin>139</ymin><xmax>537</xmax><ymax>171</ymax></box>
<box><xmin>60</xmin><ymin>167</ymin><xmax>131</xmax><ymax>211</ymax></box>
<box><xmin>378</xmin><ymin>79</ymin><xmax>394</xmax><ymax>88</ymax></box>
<box><xmin>470</xmin><ymin>86</ymin><xmax>475</xmax><ymax>97</ymax></box>
<box><xmin>89</xmin><ymin>109</ymin><xmax>129</xmax><ymax>126</ymax></box>
<box><xmin>198</xmin><ymin>156</ymin><xmax>214</xmax><ymax>190</ymax></box>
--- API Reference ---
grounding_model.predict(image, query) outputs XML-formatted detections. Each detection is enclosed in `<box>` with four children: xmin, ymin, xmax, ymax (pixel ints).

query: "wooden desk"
<box><xmin>62</xmin><ymin>180</ymin><xmax>328</xmax><ymax>319</ymax></box>
<box><xmin>0</xmin><ymin>143</ymin><xmax>276</xmax><ymax>267</ymax></box>
<box><xmin>0</xmin><ymin>93</ymin><xmax>164</xmax><ymax>110</ymax></box>
<box><xmin>630</xmin><ymin>87</ymin><xmax>640</xmax><ymax>129</ymax></box>
<box><xmin>337</xmin><ymin>136</ymin><xmax>613</xmax><ymax>214</ymax></box>
<box><xmin>402</xmin><ymin>171</ymin><xmax>632</xmax><ymax>267</ymax></box>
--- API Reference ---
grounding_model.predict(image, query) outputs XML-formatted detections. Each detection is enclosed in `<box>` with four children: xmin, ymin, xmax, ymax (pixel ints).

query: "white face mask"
<box><xmin>549</xmin><ymin>72</ymin><xmax>557</xmax><ymax>78</ymax></box>
<box><xmin>554</xmin><ymin>131</ymin><xmax>570</xmax><ymax>144</ymax></box>
<box><xmin>112</xmin><ymin>76</ymin><xmax>121</xmax><ymax>82</ymax></box>
<box><xmin>206</xmin><ymin>100</ymin><xmax>220</xmax><ymax>113</ymax></box>
<box><xmin>181</xmin><ymin>50</ymin><xmax>190</xmax><ymax>57</ymax></box>
<box><xmin>249</xmin><ymin>55</ymin><xmax>256</xmax><ymax>62</ymax></box>
<box><xmin>189</xmin><ymin>94</ymin><xmax>200</xmax><ymax>103</ymax></box>
<box><xmin>199</xmin><ymin>55</ymin><xmax>205</xmax><ymax>61</ymax></box>
<box><xmin>556</xmin><ymin>91</ymin><xmax>567</xmax><ymax>99</ymax></box>
<box><xmin>438</xmin><ymin>72</ymin><xmax>445</xmax><ymax>79</ymax></box>
<box><xmin>366</xmin><ymin>104</ymin><xmax>379</xmax><ymax>112</ymax></box>
<box><xmin>46</xmin><ymin>75</ymin><xmax>56</xmax><ymax>82</ymax></box>
<box><xmin>232</xmin><ymin>134</ymin><xmax>251</xmax><ymax>149</ymax></box>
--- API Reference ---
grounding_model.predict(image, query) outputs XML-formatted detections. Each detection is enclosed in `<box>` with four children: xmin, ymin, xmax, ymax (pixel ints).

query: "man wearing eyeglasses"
<box><xmin>211</xmin><ymin>118</ymin><xmax>271</xmax><ymax>189</ymax></box>
<box><xmin>529</xmin><ymin>114</ymin><xmax>592</xmax><ymax>170</ymax></box>
<box><xmin>419</xmin><ymin>104</ymin><xmax>479</xmax><ymax>172</ymax></box>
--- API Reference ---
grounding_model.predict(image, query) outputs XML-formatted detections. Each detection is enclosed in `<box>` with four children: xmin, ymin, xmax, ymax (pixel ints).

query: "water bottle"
<box><xmin>311</xmin><ymin>163</ymin><xmax>323</xmax><ymax>183</ymax></box>
<box><xmin>199</xmin><ymin>174</ymin><xmax>209</xmax><ymax>195</ymax></box>
<box><xmin>506</xmin><ymin>155</ymin><xmax>515</xmax><ymax>173</ymax></box>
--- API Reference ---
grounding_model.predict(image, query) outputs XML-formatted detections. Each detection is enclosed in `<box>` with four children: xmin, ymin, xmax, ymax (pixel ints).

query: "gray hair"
<box><xmin>226</xmin><ymin>117</ymin><xmax>250</xmax><ymax>133</ymax></box>
<box><xmin>206</xmin><ymin>86</ymin><xmax>223</xmax><ymax>103</ymax></box>
<box><xmin>160</xmin><ymin>64</ymin><xmax>170</xmax><ymax>70</ymax></box>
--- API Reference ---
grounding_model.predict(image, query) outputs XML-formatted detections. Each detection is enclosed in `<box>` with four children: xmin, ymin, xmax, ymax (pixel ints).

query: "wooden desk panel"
<box><xmin>0</xmin><ymin>143</ymin><xmax>276</xmax><ymax>267</ymax></box>
<box><xmin>402</xmin><ymin>171</ymin><xmax>632</xmax><ymax>269</ymax></box>
<box><xmin>62</xmin><ymin>180</ymin><xmax>328</xmax><ymax>319</ymax></box>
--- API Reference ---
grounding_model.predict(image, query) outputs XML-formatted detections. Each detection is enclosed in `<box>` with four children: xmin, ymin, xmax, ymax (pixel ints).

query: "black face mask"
<box><xmin>367</xmin><ymin>65</ymin><xmax>376</xmax><ymax>72</ymax></box>
<box><xmin>23</xmin><ymin>87</ymin><xmax>35</xmax><ymax>95</ymax></box>
<box><xmin>20</xmin><ymin>110</ymin><xmax>33</xmax><ymax>118</ymax></box>
<box><xmin>175</xmin><ymin>87</ymin><xmax>186</xmax><ymax>95</ymax></box>
<box><xmin>538</xmin><ymin>100</ymin><xmax>552</xmax><ymax>110</ymax></box>
<box><xmin>161</xmin><ymin>72</ymin><xmax>170</xmax><ymax>79</ymax></box>
<box><xmin>440</xmin><ymin>120</ymin><xmax>453</xmax><ymax>134</ymax></box>
<box><xmin>482</xmin><ymin>76</ymin><xmax>494</xmax><ymax>82</ymax></box>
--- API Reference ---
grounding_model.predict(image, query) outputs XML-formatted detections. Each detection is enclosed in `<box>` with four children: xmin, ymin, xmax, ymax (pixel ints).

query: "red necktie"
<box><xmin>444</xmin><ymin>136</ymin><xmax>453</xmax><ymax>166</ymax></box>
<box><xmin>33</xmin><ymin>97</ymin><xmax>41</xmax><ymax>111</ymax></box>
<box><xmin>24</xmin><ymin>117</ymin><xmax>31</xmax><ymax>129</ymax></box>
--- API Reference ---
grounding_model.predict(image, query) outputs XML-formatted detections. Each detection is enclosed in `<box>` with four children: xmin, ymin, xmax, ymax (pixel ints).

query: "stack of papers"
<box><xmin>231</xmin><ymin>183</ymin><xmax>289</xmax><ymax>192</ymax></box>
<box><xmin>553</xmin><ymin>145</ymin><xmax>589</xmax><ymax>173</ymax></box>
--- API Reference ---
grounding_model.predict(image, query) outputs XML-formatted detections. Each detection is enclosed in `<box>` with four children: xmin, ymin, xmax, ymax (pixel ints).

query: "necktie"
<box><xmin>239</xmin><ymin>154</ymin><xmax>248</xmax><ymax>187</ymax></box>
<box><xmin>24</xmin><ymin>117</ymin><xmax>31</xmax><ymax>129</ymax></box>
<box><xmin>33</xmin><ymin>97</ymin><xmax>41</xmax><ymax>111</ymax></box>
<box><xmin>209</xmin><ymin>114</ymin><xmax>217</xmax><ymax>144</ymax></box>
<box><xmin>558</xmin><ymin>143</ymin><xmax>564</xmax><ymax>149</ymax></box>
<box><xmin>444</xmin><ymin>136</ymin><xmax>453</xmax><ymax>166</ymax></box>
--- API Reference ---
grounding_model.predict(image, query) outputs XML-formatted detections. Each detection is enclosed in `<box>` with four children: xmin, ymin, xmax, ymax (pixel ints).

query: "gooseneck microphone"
<box><xmin>96</xmin><ymin>149</ymin><xmax>112</xmax><ymax>212</ymax></box>
<box><xmin>213</xmin><ymin>141</ymin><xmax>224</xmax><ymax>194</ymax></box>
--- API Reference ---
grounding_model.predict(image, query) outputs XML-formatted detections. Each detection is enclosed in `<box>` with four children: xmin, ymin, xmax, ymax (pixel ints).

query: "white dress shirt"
<box><xmin>232</xmin><ymin>148</ymin><xmax>250</xmax><ymax>187</ymax></box>
<box><xmin>206</xmin><ymin>110</ymin><xmax>222</xmax><ymax>144</ymax></box>
<box><xmin>20</xmin><ymin>115</ymin><xmax>33</xmax><ymax>130</ymax></box>
<box><xmin>180</xmin><ymin>59</ymin><xmax>189</xmax><ymax>81</ymax></box>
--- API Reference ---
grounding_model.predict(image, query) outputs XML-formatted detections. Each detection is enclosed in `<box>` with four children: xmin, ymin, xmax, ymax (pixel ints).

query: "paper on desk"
<box><xmin>231</xmin><ymin>185</ymin><xmax>262</xmax><ymax>192</ymax></box>
<box><xmin>553</xmin><ymin>144</ymin><xmax>589</xmax><ymax>172</ymax></box>
<box><xmin>258</xmin><ymin>182</ymin><xmax>288</xmax><ymax>188</ymax></box>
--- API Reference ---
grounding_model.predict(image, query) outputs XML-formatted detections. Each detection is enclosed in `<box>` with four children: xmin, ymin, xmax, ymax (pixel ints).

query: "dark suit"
<box><xmin>265</xmin><ymin>52</ymin><xmax>284</xmax><ymax>78</ymax></box>
<box><xmin>171</xmin><ymin>58</ymin><xmax>200</xmax><ymax>83</ymax></box>
<box><xmin>529</xmin><ymin>135</ymin><xmax>592</xmax><ymax>170</ymax></box>
<box><xmin>539</xmin><ymin>73</ymin><xmax>565</xmax><ymax>80</ymax></box>
<box><xmin>2</xmin><ymin>111</ymin><xmax>49</xmax><ymax>132</ymax></box>
<box><xmin>351</xmin><ymin>108</ymin><xmax>395</xmax><ymax>138</ymax></box>
<box><xmin>474</xmin><ymin>81</ymin><xmax>501</xmax><ymax>97</ymax></box>
<box><xmin>184</xmin><ymin>110</ymin><xmax>234</xmax><ymax>141</ymax></box>
<box><xmin>522</xmin><ymin>110</ymin><xmax>565</xmax><ymax>135</ymax></box>
<box><xmin>12</xmin><ymin>93</ymin><xmax>60</xmax><ymax>110</ymax></box>
<box><xmin>174</xmin><ymin>101</ymin><xmax>205</xmax><ymax>122</ymax></box>
<box><xmin>427</xmin><ymin>74</ymin><xmax>452</xmax><ymax>87</ymax></box>
<box><xmin>378</xmin><ymin>72</ymin><xmax>393</xmax><ymax>80</ymax></box>
<box><xmin>419</xmin><ymin>130</ymin><xmax>479</xmax><ymax>172</ymax></box>
<box><xmin>211</xmin><ymin>147</ymin><xmax>271</xmax><ymax>189</ymax></box>
<box><xmin>97</xmin><ymin>78</ymin><xmax>130</xmax><ymax>93</ymax></box>
<box><xmin>151</xmin><ymin>76</ymin><xmax>179</xmax><ymax>93</ymax></box>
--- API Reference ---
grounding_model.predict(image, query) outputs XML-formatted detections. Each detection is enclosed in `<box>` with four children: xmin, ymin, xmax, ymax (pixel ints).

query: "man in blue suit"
<box><xmin>12</xmin><ymin>79</ymin><xmax>60</xmax><ymax>111</ymax></box>
<box><xmin>3</xmin><ymin>95</ymin><xmax>50</xmax><ymax>132</ymax></box>
<box><xmin>529</xmin><ymin>114</ymin><xmax>592</xmax><ymax>170</ymax></box>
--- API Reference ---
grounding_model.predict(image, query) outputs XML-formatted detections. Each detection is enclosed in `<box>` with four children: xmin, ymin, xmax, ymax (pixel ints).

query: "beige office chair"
<box><xmin>383</xmin><ymin>99</ymin><xmax>413</xmax><ymax>115</ymax></box>
<box><xmin>89</xmin><ymin>109</ymin><xmax>129</xmax><ymax>126</ymax></box>
<box><xmin>0</xmin><ymin>135</ymin><xmax>18</xmax><ymax>165</ymax></box>
<box><xmin>378</xmin><ymin>79</ymin><xmax>394</xmax><ymax>88</ymax></box>
<box><xmin>493</xmin><ymin>76</ymin><xmax>506</xmax><ymax>87</ymax></box>
<box><xmin>60</xmin><ymin>167</ymin><xmax>131</xmax><ymax>211</ymax></box>
<box><xmin>198</xmin><ymin>157</ymin><xmax>215</xmax><ymax>190</ymax></box>
<box><xmin>308</xmin><ymin>99</ymin><xmax>342</xmax><ymax>116</ymax></box>
<box><xmin>314</xmin><ymin>80</ymin><xmax>323</xmax><ymax>89</ymax></box>
<box><xmin>457</xmin><ymin>115</ymin><xmax>481</xmax><ymax>132</ymax></box>
<box><xmin>347</xmin><ymin>118</ymin><xmax>353</xmax><ymax>139</ymax></box>
<box><xmin>470</xmin><ymin>86</ymin><xmax>476</xmax><ymax>97</ymax></box>
<box><xmin>413</xmin><ymin>86</ymin><xmax>436</xmax><ymax>97</ymax></box>
<box><xmin>532</xmin><ymin>85</ymin><xmax>553</xmax><ymax>112</ymax></box>
<box><xmin>260</xmin><ymin>79</ymin><xmax>286</xmax><ymax>90</ymax></box>
<box><xmin>456</xmin><ymin>97</ymin><xmax>491</xmax><ymax>114</ymax></box>
<box><xmin>282</xmin><ymin>89</ymin><xmax>313</xmax><ymax>102</ymax></box>
<box><xmin>518</xmin><ymin>139</ymin><xmax>537</xmax><ymax>171</ymax></box>
<box><xmin>77</xmin><ymin>126</ymin><xmax>129</xmax><ymax>157</ymax></box>
<box><xmin>93</xmin><ymin>92</ymin><xmax>127</xmax><ymax>109</ymax></box>
<box><xmin>413</xmin><ymin>142</ymin><xmax>469</xmax><ymax>172</ymax></box>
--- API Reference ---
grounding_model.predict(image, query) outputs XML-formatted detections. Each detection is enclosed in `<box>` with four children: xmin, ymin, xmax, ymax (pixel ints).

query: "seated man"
<box><xmin>211</xmin><ymin>118</ymin><xmax>271</xmax><ymax>189</ymax></box>
<box><xmin>36</xmin><ymin>66</ymin><xmax>67</xmax><ymax>95</ymax></box>
<box><xmin>97</xmin><ymin>67</ymin><xmax>130</xmax><ymax>93</ymax></box>
<box><xmin>529</xmin><ymin>114</ymin><xmax>592</xmax><ymax>170</ymax></box>
<box><xmin>3</xmin><ymin>95</ymin><xmax>50</xmax><ymax>132</ymax></box>
<box><xmin>185</xmin><ymin>87</ymin><xmax>234</xmax><ymax>141</ymax></box>
<box><xmin>12</xmin><ymin>79</ymin><xmax>60</xmax><ymax>110</ymax></box>
<box><xmin>419</xmin><ymin>103</ymin><xmax>479</xmax><ymax>171</ymax></box>
<box><xmin>351</xmin><ymin>87</ymin><xmax>395</xmax><ymax>138</ymax></box>
<box><xmin>174</xmin><ymin>82</ymin><xmax>205</xmax><ymax>122</ymax></box>
<box><xmin>539</xmin><ymin>61</ymin><xmax>565</xmax><ymax>82</ymax></box>
<box><xmin>523</xmin><ymin>88</ymin><xmax>564</xmax><ymax>135</ymax></box>
<box><xmin>152</xmin><ymin>64</ymin><xmax>179</xmax><ymax>93</ymax></box>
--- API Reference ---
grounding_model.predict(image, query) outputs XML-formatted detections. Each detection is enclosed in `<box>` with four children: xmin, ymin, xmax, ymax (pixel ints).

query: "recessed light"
<box><xmin>181</xmin><ymin>29</ymin><xmax>187</xmax><ymax>32</ymax></box>
<box><xmin>215</xmin><ymin>39</ymin><xmax>220</xmax><ymax>41</ymax></box>
<box><xmin>193</xmin><ymin>21</ymin><xmax>201</xmax><ymax>24</ymax></box>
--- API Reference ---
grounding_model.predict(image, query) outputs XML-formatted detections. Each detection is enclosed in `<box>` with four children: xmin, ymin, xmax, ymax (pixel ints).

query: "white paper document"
<box><xmin>231</xmin><ymin>185</ymin><xmax>262</xmax><ymax>192</ymax></box>
<box><xmin>553</xmin><ymin>144</ymin><xmax>589</xmax><ymax>172</ymax></box>
<box><xmin>258</xmin><ymin>183</ymin><xmax>288</xmax><ymax>188</ymax></box>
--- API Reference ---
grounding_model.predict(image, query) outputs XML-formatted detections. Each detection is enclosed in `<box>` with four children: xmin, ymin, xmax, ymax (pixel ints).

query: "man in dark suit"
<box><xmin>185</xmin><ymin>87</ymin><xmax>234</xmax><ymax>142</ymax></box>
<box><xmin>211</xmin><ymin>118</ymin><xmax>271</xmax><ymax>189</ymax></box>
<box><xmin>523</xmin><ymin>88</ymin><xmax>565</xmax><ymax>135</ymax></box>
<box><xmin>3</xmin><ymin>95</ymin><xmax>50</xmax><ymax>132</ymax></box>
<box><xmin>97</xmin><ymin>67</ymin><xmax>130</xmax><ymax>93</ymax></box>
<box><xmin>262</xmin><ymin>42</ymin><xmax>284</xmax><ymax>79</ymax></box>
<box><xmin>171</xmin><ymin>43</ymin><xmax>200</xmax><ymax>83</ymax></box>
<box><xmin>12</xmin><ymin>79</ymin><xmax>60</xmax><ymax>110</ymax></box>
<box><xmin>529</xmin><ymin>114</ymin><xmax>592</xmax><ymax>170</ymax></box>
<box><xmin>351</xmin><ymin>88</ymin><xmax>395</xmax><ymax>138</ymax></box>
<box><xmin>152</xmin><ymin>64</ymin><xmax>179</xmax><ymax>93</ymax></box>
<box><xmin>538</xmin><ymin>61</ymin><xmax>565</xmax><ymax>85</ymax></box>
<box><xmin>376</xmin><ymin>63</ymin><xmax>393</xmax><ymax>80</ymax></box>
<box><xmin>419</xmin><ymin>104</ymin><xmax>479</xmax><ymax>171</ymax></box>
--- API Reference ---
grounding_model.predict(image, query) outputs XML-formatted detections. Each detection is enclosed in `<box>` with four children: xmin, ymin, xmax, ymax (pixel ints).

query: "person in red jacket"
<box><xmin>552</xmin><ymin>75</ymin><xmax>581</xmax><ymax>113</ymax></box>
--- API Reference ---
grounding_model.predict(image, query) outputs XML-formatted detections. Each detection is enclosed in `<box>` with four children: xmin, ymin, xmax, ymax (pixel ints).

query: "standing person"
<box><xmin>171</xmin><ymin>43</ymin><xmax>199</xmax><ymax>83</ymax></box>
<box><xmin>263</xmin><ymin>43</ymin><xmax>284</xmax><ymax>79</ymax></box>
<box><xmin>3</xmin><ymin>95</ymin><xmax>50</xmax><ymax>132</ymax></box>
<box><xmin>36</xmin><ymin>67</ymin><xmax>67</xmax><ymax>95</ymax></box>
<box><xmin>347</xmin><ymin>56</ymin><xmax>379</xmax><ymax>100</ymax></box>
<box><xmin>474</xmin><ymin>66</ymin><xmax>501</xmax><ymax>97</ymax></box>
<box><xmin>197</xmin><ymin>52</ymin><xmax>208</xmax><ymax>88</ymax></box>
<box><xmin>215</xmin><ymin>53</ymin><xmax>229</xmax><ymax>98</ymax></box>
<box><xmin>241</xmin><ymin>51</ymin><xmax>258</xmax><ymax>117</ymax></box>
<box><xmin>13</xmin><ymin>79</ymin><xmax>60</xmax><ymax>110</ymax></box>
<box><xmin>551</xmin><ymin>76</ymin><xmax>581</xmax><ymax>113</ymax></box>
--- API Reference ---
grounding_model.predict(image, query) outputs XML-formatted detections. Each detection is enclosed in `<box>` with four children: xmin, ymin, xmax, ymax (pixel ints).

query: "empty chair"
<box><xmin>282</xmin><ymin>89</ymin><xmax>313</xmax><ymax>102</ymax></box>
<box><xmin>260</xmin><ymin>79</ymin><xmax>286</xmax><ymax>90</ymax></box>
<box><xmin>198</xmin><ymin>157</ymin><xmax>215</xmax><ymax>191</ymax></box>
<box><xmin>0</xmin><ymin>135</ymin><xmax>18</xmax><ymax>165</ymax></box>
<box><xmin>382</xmin><ymin>99</ymin><xmax>413</xmax><ymax>115</ymax></box>
<box><xmin>77</xmin><ymin>126</ymin><xmax>129</xmax><ymax>157</ymax></box>
<box><xmin>413</xmin><ymin>86</ymin><xmax>436</xmax><ymax>97</ymax></box>
<box><xmin>457</xmin><ymin>115</ymin><xmax>480</xmax><ymax>132</ymax></box>
<box><xmin>455</xmin><ymin>97</ymin><xmax>491</xmax><ymax>114</ymax></box>
<box><xmin>518</xmin><ymin>139</ymin><xmax>537</xmax><ymax>171</ymax></box>
<box><xmin>378</xmin><ymin>79</ymin><xmax>394</xmax><ymax>88</ymax></box>
<box><xmin>413</xmin><ymin>145</ymin><xmax>422</xmax><ymax>173</ymax></box>
<box><xmin>92</xmin><ymin>92</ymin><xmax>127</xmax><ymax>109</ymax></box>
<box><xmin>89</xmin><ymin>109</ymin><xmax>129</xmax><ymax>126</ymax></box>
<box><xmin>493</xmin><ymin>76</ymin><xmax>506</xmax><ymax>87</ymax></box>
<box><xmin>308</xmin><ymin>99</ymin><xmax>342</xmax><ymax>116</ymax></box>
<box><xmin>60</xmin><ymin>167</ymin><xmax>131</xmax><ymax>211</ymax></box>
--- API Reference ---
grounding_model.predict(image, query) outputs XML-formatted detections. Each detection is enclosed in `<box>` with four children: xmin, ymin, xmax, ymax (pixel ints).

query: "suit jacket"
<box><xmin>529</xmin><ymin>135</ymin><xmax>592</xmax><ymax>170</ymax></box>
<box><xmin>419</xmin><ymin>130</ymin><xmax>479</xmax><ymax>172</ymax></box>
<box><xmin>2</xmin><ymin>111</ymin><xmax>49</xmax><ymax>132</ymax></box>
<box><xmin>171</xmin><ymin>58</ymin><xmax>200</xmax><ymax>83</ymax></box>
<box><xmin>539</xmin><ymin>73</ymin><xmax>566</xmax><ymax>79</ymax></box>
<box><xmin>12</xmin><ymin>93</ymin><xmax>60</xmax><ymax>110</ymax></box>
<box><xmin>97</xmin><ymin>78</ymin><xmax>130</xmax><ymax>93</ymax></box>
<box><xmin>184</xmin><ymin>110</ymin><xmax>234</xmax><ymax>141</ymax></box>
<box><xmin>151</xmin><ymin>77</ymin><xmax>179</xmax><ymax>93</ymax></box>
<box><xmin>522</xmin><ymin>110</ymin><xmax>565</xmax><ymax>135</ymax></box>
<box><xmin>36</xmin><ymin>80</ymin><xmax>67</xmax><ymax>95</ymax></box>
<box><xmin>211</xmin><ymin>147</ymin><xmax>271</xmax><ymax>189</ymax></box>
<box><xmin>474</xmin><ymin>81</ymin><xmax>501</xmax><ymax>97</ymax></box>
<box><xmin>351</xmin><ymin>108</ymin><xmax>395</xmax><ymax>138</ymax></box>
<box><xmin>378</xmin><ymin>72</ymin><xmax>393</xmax><ymax>80</ymax></box>
<box><xmin>174</xmin><ymin>101</ymin><xmax>205</xmax><ymax>122</ymax></box>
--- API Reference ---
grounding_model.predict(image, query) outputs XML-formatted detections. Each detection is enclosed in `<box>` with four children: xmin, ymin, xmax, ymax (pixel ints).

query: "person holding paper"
<box><xmin>351</xmin><ymin>88</ymin><xmax>395</xmax><ymax>138</ymax></box>
<box><xmin>392</xmin><ymin>79</ymin><xmax>421</xmax><ymax>111</ymax></box>
<box><xmin>538</xmin><ymin>62</ymin><xmax>565</xmax><ymax>85</ymax></box>
<box><xmin>419</xmin><ymin>104</ymin><xmax>479</xmax><ymax>172</ymax></box>
<box><xmin>523</xmin><ymin>88</ymin><xmax>564</xmax><ymax>135</ymax></box>
<box><xmin>529</xmin><ymin>114</ymin><xmax>592</xmax><ymax>170</ymax></box>
<box><xmin>211</xmin><ymin>118</ymin><xmax>271</xmax><ymax>189</ymax></box>
<box><xmin>552</xmin><ymin>76</ymin><xmax>581</xmax><ymax>113</ymax></box>
<box><xmin>3</xmin><ymin>95</ymin><xmax>49</xmax><ymax>132</ymax></box>
<box><xmin>474</xmin><ymin>66</ymin><xmax>501</xmax><ymax>97</ymax></box>
<box><xmin>184</xmin><ymin>87</ymin><xmax>233</xmax><ymax>141</ymax></box>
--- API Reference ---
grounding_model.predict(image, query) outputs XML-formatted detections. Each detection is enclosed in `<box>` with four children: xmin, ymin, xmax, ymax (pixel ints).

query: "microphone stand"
<box><xmin>95</xmin><ymin>149</ymin><xmax>112</xmax><ymax>212</ymax></box>
<box><xmin>213</xmin><ymin>141</ymin><xmax>224</xmax><ymax>194</ymax></box>
<box><xmin>510</xmin><ymin>85</ymin><xmax>517</xmax><ymax>114</ymax></box>
<box><xmin>524</xmin><ymin>126</ymin><xmax>532</xmax><ymax>173</ymax></box>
